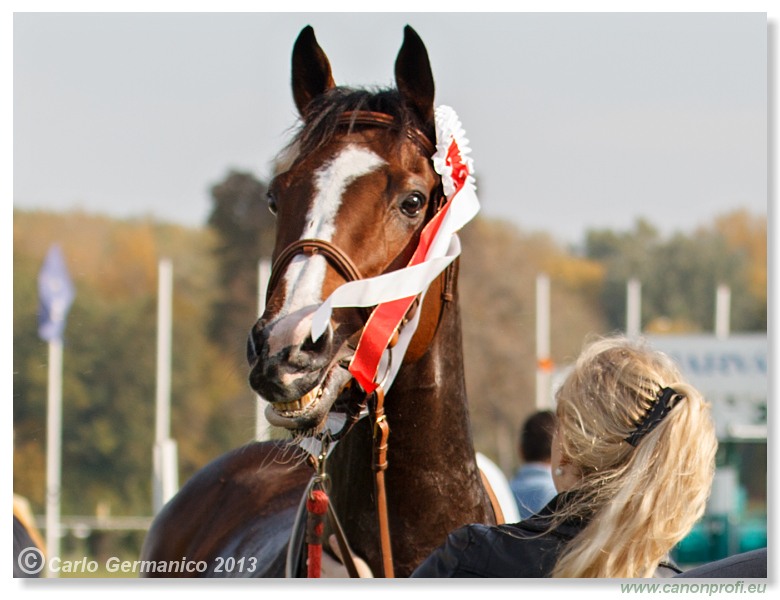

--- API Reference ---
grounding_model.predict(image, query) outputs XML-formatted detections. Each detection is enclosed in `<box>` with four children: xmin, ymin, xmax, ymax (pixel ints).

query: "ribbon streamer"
<box><xmin>310</xmin><ymin>105</ymin><xmax>479</xmax><ymax>393</ymax></box>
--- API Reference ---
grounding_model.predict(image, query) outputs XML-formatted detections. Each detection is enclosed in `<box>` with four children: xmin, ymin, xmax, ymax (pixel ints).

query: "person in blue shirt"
<box><xmin>509</xmin><ymin>410</ymin><xmax>558</xmax><ymax>520</ymax></box>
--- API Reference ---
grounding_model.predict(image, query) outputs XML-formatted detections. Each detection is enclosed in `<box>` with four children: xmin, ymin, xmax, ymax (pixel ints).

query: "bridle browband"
<box><xmin>337</xmin><ymin>110</ymin><xmax>436</xmax><ymax>157</ymax></box>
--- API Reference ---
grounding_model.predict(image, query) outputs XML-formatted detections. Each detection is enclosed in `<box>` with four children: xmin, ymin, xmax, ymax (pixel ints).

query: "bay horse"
<box><xmin>140</xmin><ymin>25</ymin><xmax>498</xmax><ymax>578</ymax></box>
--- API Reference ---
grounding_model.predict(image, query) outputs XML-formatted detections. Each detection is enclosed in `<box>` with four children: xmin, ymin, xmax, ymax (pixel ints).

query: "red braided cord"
<box><xmin>306</xmin><ymin>489</ymin><xmax>329</xmax><ymax>578</ymax></box>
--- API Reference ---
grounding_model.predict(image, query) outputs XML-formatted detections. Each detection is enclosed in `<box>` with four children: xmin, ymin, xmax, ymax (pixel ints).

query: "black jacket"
<box><xmin>412</xmin><ymin>493</ymin><xmax>681</xmax><ymax>578</ymax></box>
<box><xmin>674</xmin><ymin>547</ymin><xmax>767</xmax><ymax>578</ymax></box>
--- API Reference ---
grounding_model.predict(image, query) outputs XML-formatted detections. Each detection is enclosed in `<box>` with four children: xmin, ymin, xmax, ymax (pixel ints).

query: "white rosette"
<box><xmin>432</xmin><ymin>105</ymin><xmax>476</xmax><ymax>198</ymax></box>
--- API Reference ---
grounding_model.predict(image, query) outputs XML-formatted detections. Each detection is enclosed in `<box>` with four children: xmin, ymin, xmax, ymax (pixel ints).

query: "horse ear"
<box><xmin>291</xmin><ymin>26</ymin><xmax>336</xmax><ymax>117</ymax></box>
<box><xmin>394</xmin><ymin>25</ymin><xmax>435</xmax><ymax>125</ymax></box>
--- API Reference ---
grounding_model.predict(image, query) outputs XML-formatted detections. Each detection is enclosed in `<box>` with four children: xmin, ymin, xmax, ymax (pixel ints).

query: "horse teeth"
<box><xmin>300</xmin><ymin>387</ymin><xmax>317</xmax><ymax>408</ymax></box>
<box><xmin>273</xmin><ymin>386</ymin><xmax>321</xmax><ymax>414</ymax></box>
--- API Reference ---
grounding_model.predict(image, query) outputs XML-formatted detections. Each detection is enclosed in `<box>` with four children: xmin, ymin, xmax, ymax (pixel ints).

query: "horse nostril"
<box><xmin>299</xmin><ymin>322</ymin><xmax>333</xmax><ymax>355</ymax></box>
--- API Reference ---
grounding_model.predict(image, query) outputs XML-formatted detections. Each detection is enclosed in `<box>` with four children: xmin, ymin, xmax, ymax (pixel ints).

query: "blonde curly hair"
<box><xmin>551</xmin><ymin>336</ymin><xmax>717</xmax><ymax>578</ymax></box>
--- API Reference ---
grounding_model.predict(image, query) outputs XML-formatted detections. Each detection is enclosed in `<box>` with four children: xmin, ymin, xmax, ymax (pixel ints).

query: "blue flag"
<box><xmin>37</xmin><ymin>245</ymin><xmax>75</xmax><ymax>342</ymax></box>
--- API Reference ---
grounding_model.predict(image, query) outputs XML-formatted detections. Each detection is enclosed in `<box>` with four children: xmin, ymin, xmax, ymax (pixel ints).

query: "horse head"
<box><xmin>247</xmin><ymin>26</ymin><xmax>446</xmax><ymax>435</ymax></box>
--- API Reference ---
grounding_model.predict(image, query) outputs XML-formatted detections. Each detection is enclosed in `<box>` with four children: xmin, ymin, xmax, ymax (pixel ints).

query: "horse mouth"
<box><xmin>264</xmin><ymin>362</ymin><xmax>354</xmax><ymax>433</ymax></box>
<box><xmin>270</xmin><ymin>386</ymin><xmax>324</xmax><ymax>417</ymax></box>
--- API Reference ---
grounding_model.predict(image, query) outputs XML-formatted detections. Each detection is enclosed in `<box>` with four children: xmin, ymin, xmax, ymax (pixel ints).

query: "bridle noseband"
<box><xmin>265</xmin><ymin>238</ymin><xmax>365</xmax><ymax>306</ymax></box>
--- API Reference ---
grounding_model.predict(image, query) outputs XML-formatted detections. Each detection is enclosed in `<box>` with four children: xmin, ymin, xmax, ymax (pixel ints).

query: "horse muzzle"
<box><xmin>247</xmin><ymin>306</ymin><xmax>355</xmax><ymax>432</ymax></box>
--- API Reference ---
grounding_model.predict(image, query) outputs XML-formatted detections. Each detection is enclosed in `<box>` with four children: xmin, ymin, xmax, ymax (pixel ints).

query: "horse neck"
<box><xmin>325</xmin><ymin>289</ymin><xmax>495</xmax><ymax>576</ymax></box>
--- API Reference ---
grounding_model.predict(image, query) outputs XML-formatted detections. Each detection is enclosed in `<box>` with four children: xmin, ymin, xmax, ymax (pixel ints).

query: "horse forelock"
<box><xmin>289</xmin><ymin>87</ymin><xmax>433</xmax><ymax>162</ymax></box>
<box><xmin>271</xmin><ymin>88</ymin><xmax>415</xmax><ymax>181</ymax></box>
<box><xmin>272</xmin><ymin>139</ymin><xmax>300</xmax><ymax>177</ymax></box>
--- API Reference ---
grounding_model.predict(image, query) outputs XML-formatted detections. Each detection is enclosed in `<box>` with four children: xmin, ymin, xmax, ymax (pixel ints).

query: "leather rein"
<box><xmin>267</xmin><ymin>111</ymin><xmax>449</xmax><ymax>578</ymax></box>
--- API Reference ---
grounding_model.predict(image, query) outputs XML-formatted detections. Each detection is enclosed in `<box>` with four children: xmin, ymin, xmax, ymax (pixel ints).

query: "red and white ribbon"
<box><xmin>311</xmin><ymin>105</ymin><xmax>479</xmax><ymax>393</ymax></box>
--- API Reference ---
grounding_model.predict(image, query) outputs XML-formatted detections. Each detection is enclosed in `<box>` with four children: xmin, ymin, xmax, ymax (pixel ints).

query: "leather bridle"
<box><xmin>266</xmin><ymin>237</ymin><xmax>365</xmax><ymax>305</ymax></box>
<box><xmin>265</xmin><ymin>110</ymin><xmax>437</xmax><ymax>301</ymax></box>
<box><xmin>266</xmin><ymin>110</ymin><xmax>447</xmax><ymax>578</ymax></box>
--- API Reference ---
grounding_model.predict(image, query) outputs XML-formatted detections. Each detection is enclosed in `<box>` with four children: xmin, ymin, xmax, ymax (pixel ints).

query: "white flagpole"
<box><xmin>256</xmin><ymin>259</ymin><xmax>272</xmax><ymax>441</ymax></box>
<box><xmin>153</xmin><ymin>258</ymin><xmax>177</xmax><ymax>513</ymax></box>
<box><xmin>626</xmin><ymin>278</ymin><xmax>642</xmax><ymax>338</ymax></box>
<box><xmin>45</xmin><ymin>338</ymin><xmax>63</xmax><ymax>577</ymax></box>
<box><xmin>715</xmin><ymin>284</ymin><xmax>731</xmax><ymax>339</ymax></box>
<box><xmin>37</xmin><ymin>244</ymin><xmax>74</xmax><ymax>577</ymax></box>
<box><xmin>535</xmin><ymin>273</ymin><xmax>552</xmax><ymax>410</ymax></box>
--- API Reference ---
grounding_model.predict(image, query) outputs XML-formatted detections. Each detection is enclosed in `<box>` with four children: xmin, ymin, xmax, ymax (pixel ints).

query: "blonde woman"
<box><xmin>412</xmin><ymin>335</ymin><xmax>718</xmax><ymax>578</ymax></box>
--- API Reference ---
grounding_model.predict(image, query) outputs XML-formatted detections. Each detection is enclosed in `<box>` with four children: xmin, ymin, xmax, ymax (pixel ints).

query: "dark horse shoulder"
<box><xmin>140</xmin><ymin>440</ymin><xmax>311</xmax><ymax>577</ymax></box>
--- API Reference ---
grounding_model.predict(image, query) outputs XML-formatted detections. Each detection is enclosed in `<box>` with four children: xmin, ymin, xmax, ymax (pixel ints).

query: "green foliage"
<box><xmin>583</xmin><ymin>219</ymin><xmax>661</xmax><ymax>332</ymax></box>
<box><xmin>583</xmin><ymin>214</ymin><xmax>767</xmax><ymax>334</ymax></box>
<box><xmin>60</xmin><ymin>292</ymin><xmax>158</xmax><ymax>514</ymax></box>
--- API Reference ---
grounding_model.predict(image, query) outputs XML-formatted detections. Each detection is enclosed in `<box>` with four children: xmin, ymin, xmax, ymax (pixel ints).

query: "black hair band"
<box><xmin>625</xmin><ymin>387</ymin><xmax>683</xmax><ymax>447</ymax></box>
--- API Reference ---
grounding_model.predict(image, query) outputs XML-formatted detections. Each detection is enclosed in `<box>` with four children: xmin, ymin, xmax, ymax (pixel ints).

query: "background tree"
<box><xmin>645</xmin><ymin>231</ymin><xmax>743</xmax><ymax>332</ymax></box>
<box><xmin>711</xmin><ymin>210</ymin><xmax>767</xmax><ymax>331</ymax></box>
<box><xmin>206</xmin><ymin>171</ymin><xmax>276</xmax><ymax>356</ymax></box>
<box><xmin>583</xmin><ymin>219</ymin><xmax>660</xmax><ymax>332</ymax></box>
<box><xmin>583</xmin><ymin>215</ymin><xmax>766</xmax><ymax>334</ymax></box>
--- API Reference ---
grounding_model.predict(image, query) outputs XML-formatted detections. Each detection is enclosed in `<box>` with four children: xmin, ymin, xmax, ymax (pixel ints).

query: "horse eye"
<box><xmin>266</xmin><ymin>191</ymin><xmax>278</xmax><ymax>216</ymax></box>
<box><xmin>399</xmin><ymin>192</ymin><xmax>425</xmax><ymax>218</ymax></box>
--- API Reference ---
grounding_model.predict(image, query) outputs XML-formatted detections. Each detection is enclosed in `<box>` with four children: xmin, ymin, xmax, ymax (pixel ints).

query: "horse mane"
<box><xmin>282</xmin><ymin>87</ymin><xmax>435</xmax><ymax>165</ymax></box>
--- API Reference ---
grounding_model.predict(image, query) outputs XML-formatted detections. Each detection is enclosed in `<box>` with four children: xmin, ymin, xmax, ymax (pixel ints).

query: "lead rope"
<box><xmin>371</xmin><ymin>386</ymin><xmax>394</xmax><ymax>578</ymax></box>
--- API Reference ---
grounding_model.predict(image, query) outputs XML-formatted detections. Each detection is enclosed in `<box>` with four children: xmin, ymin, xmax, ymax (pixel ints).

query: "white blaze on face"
<box><xmin>281</xmin><ymin>145</ymin><xmax>385</xmax><ymax>314</ymax></box>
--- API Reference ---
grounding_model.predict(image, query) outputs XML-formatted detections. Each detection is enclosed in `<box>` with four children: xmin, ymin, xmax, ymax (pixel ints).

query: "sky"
<box><xmin>11</xmin><ymin>9</ymin><xmax>768</xmax><ymax>247</ymax></box>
